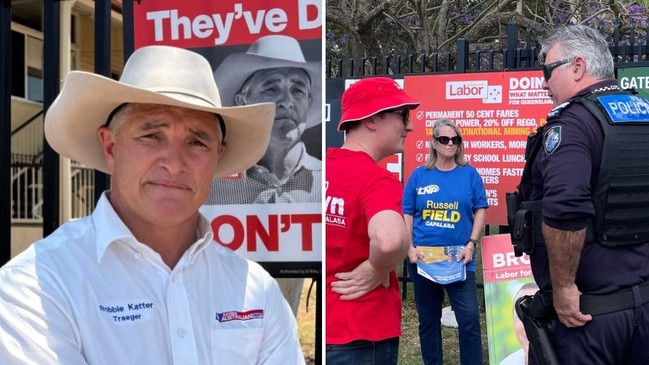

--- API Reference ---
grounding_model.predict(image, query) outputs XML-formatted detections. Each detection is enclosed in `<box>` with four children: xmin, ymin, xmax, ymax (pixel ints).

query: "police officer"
<box><xmin>519</xmin><ymin>25</ymin><xmax>649</xmax><ymax>364</ymax></box>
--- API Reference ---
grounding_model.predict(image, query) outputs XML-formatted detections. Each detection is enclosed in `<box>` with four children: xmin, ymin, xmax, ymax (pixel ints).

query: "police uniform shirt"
<box><xmin>206</xmin><ymin>142</ymin><xmax>321</xmax><ymax>204</ymax></box>
<box><xmin>0</xmin><ymin>193</ymin><xmax>305</xmax><ymax>364</ymax></box>
<box><xmin>528</xmin><ymin>79</ymin><xmax>649</xmax><ymax>294</ymax></box>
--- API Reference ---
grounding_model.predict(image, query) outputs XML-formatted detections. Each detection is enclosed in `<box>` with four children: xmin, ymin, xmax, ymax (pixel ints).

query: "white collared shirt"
<box><xmin>0</xmin><ymin>194</ymin><xmax>304</xmax><ymax>364</ymax></box>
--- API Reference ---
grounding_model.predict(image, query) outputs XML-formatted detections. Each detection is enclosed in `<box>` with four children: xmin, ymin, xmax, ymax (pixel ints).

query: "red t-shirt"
<box><xmin>325</xmin><ymin>148</ymin><xmax>404</xmax><ymax>344</ymax></box>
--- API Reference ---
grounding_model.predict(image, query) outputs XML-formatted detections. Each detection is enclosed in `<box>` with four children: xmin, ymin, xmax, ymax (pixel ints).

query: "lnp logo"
<box><xmin>417</xmin><ymin>184</ymin><xmax>439</xmax><ymax>195</ymax></box>
<box><xmin>215</xmin><ymin>309</ymin><xmax>264</xmax><ymax>323</ymax></box>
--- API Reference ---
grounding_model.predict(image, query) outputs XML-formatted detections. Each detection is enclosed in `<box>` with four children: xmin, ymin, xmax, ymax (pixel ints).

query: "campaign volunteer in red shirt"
<box><xmin>325</xmin><ymin>77</ymin><xmax>420</xmax><ymax>365</ymax></box>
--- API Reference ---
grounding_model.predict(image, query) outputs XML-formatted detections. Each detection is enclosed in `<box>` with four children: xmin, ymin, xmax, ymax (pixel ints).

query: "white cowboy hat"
<box><xmin>44</xmin><ymin>45</ymin><xmax>275</xmax><ymax>179</ymax></box>
<box><xmin>213</xmin><ymin>35</ymin><xmax>321</xmax><ymax>128</ymax></box>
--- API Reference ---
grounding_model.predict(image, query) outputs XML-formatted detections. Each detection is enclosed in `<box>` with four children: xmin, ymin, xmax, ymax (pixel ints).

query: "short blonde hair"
<box><xmin>425</xmin><ymin>119</ymin><xmax>467</xmax><ymax>169</ymax></box>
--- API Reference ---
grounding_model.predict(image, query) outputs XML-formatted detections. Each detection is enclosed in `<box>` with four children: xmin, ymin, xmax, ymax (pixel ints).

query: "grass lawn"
<box><xmin>301</xmin><ymin>229</ymin><xmax>501</xmax><ymax>364</ymax></box>
<box><xmin>399</xmin><ymin>279</ymin><xmax>490</xmax><ymax>364</ymax></box>
<box><xmin>298</xmin><ymin>268</ymin><xmax>489</xmax><ymax>365</ymax></box>
<box><xmin>297</xmin><ymin>278</ymin><xmax>317</xmax><ymax>364</ymax></box>
<box><xmin>398</xmin><ymin>241</ymin><xmax>491</xmax><ymax>365</ymax></box>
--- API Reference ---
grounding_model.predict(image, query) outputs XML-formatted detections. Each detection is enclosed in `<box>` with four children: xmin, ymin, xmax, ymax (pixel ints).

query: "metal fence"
<box><xmin>10</xmin><ymin>163</ymin><xmax>42</xmax><ymax>223</ymax></box>
<box><xmin>327</xmin><ymin>21</ymin><xmax>649</xmax><ymax>79</ymax></box>
<box><xmin>326</xmin><ymin>21</ymin><xmax>649</xmax><ymax>299</ymax></box>
<box><xmin>10</xmin><ymin>161</ymin><xmax>95</xmax><ymax>223</ymax></box>
<box><xmin>70</xmin><ymin>165</ymin><xmax>95</xmax><ymax>219</ymax></box>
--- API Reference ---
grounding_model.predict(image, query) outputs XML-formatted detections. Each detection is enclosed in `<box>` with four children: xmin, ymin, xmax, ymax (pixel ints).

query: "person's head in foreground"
<box><xmin>0</xmin><ymin>44</ymin><xmax>305</xmax><ymax>365</ymax></box>
<box><xmin>539</xmin><ymin>24</ymin><xmax>614</xmax><ymax>106</ymax></box>
<box><xmin>337</xmin><ymin>77</ymin><xmax>420</xmax><ymax>161</ymax></box>
<box><xmin>45</xmin><ymin>45</ymin><xmax>275</xmax><ymax>258</ymax></box>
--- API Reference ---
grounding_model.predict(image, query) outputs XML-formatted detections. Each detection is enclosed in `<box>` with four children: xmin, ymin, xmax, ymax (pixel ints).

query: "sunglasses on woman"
<box><xmin>435</xmin><ymin>136</ymin><xmax>462</xmax><ymax>145</ymax></box>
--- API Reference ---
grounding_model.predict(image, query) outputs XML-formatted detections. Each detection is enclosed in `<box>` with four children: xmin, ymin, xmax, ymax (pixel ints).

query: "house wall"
<box><xmin>8</xmin><ymin>3</ymin><xmax>125</xmax><ymax>260</ymax></box>
<box><xmin>11</xmin><ymin>226</ymin><xmax>42</xmax><ymax>258</ymax></box>
<box><xmin>77</xmin><ymin>12</ymin><xmax>124</xmax><ymax>75</ymax></box>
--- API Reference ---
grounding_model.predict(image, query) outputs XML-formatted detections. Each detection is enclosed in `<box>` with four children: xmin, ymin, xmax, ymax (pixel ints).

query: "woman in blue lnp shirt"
<box><xmin>403</xmin><ymin>119</ymin><xmax>488</xmax><ymax>365</ymax></box>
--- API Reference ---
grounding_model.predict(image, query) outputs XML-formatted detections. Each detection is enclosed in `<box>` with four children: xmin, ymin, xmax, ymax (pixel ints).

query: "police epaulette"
<box><xmin>546</xmin><ymin>100</ymin><xmax>572</xmax><ymax>120</ymax></box>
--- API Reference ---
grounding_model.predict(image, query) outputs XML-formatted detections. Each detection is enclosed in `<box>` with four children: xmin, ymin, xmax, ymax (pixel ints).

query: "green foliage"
<box><xmin>483</xmin><ymin>279</ymin><xmax>536</xmax><ymax>363</ymax></box>
<box><xmin>327</xmin><ymin>0</ymin><xmax>649</xmax><ymax>64</ymax></box>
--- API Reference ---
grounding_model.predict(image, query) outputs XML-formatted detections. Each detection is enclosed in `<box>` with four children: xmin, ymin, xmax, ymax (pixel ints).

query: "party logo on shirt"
<box><xmin>543</xmin><ymin>126</ymin><xmax>562</xmax><ymax>155</ymax></box>
<box><xmin>215</xmin><ymin>309</ymin><xmax>264</xmax><ymax>323</ymax></box>
<box><xmin>417</xmin><ymin>184</ymin><xmax>439</xmax><ymax>195</ymax></box>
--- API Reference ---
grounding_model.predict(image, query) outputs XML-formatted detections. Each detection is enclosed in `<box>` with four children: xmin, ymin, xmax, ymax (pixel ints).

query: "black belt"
<box><xmin>580</xmin><ymin>281</ymin><xmax>649</xmax><ymax>316</ymax></box>
<box><xmin>325</xmin><ymin>337</ymin><xmax>399</xmax><ymax>351</ymax></box>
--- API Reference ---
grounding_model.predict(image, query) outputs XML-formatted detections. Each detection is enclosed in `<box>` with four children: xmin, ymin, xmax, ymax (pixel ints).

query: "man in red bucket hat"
<box><xmin>325</xmin><ymin>77</ymin><xmax>421</xmax><ymax>364</ymax></box>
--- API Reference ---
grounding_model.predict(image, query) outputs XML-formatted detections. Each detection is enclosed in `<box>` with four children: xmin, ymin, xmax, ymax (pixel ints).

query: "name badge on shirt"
<box><xmin>98</xmin><ymin>301</ymin><xmax>154</xmax><ymax>324</ymax></box>
<box><xmin>598</xmin><ymin>94</ymin><xmax>649</xmax><ymax>123</ymax></box>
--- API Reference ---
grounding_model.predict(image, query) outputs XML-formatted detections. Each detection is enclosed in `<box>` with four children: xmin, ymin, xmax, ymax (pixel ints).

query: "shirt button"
<box><xmin>134</xmin><ymin>252</ymin><xmax>141</xmax><ymax>259</ymax></box>
<box><xmin>177</xmin><ymin>328</ymin><xmax>186</xmax><ymax>337</ymax></box>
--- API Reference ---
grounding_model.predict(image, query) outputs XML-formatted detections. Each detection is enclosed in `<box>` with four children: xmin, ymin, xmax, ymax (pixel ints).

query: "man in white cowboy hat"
<box><xmin>205</xmin><ymin>34</ymin><xmax>321</xmax><ymax>204</ymax></box>
<box><xmin>0</xmin><ymin>45</ymin><xmax>305</xmax><ymax>364</ymax></box>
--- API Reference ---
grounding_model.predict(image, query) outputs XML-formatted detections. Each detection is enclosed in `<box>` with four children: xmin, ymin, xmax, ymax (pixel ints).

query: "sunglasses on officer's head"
<box><xmin>435</xmin><ymin>136</ymin><xmax>462</xmax><ymax>145</ymax></box>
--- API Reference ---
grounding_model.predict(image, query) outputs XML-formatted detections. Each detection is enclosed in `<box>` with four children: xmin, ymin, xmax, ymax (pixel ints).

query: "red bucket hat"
<box><xmin>338</xmin><ymin>77</ymin><xmax>421</xmax><ymax>131</ymax></box>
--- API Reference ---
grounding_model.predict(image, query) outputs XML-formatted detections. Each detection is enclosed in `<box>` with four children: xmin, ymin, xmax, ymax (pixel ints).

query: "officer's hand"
<box><xmin>408</xmin><ymin>246</ymin><xmax>423</xmax><ymax>264</ymax></box>
<box><xmin>553</xmin><ymin>285</ymin><xmax>592</xmax><ymax>327</ymax></box>
<box><xmin>331</xmin><ymin>260</ymin><xmax>390</xmax><ymax>300</ymax></box>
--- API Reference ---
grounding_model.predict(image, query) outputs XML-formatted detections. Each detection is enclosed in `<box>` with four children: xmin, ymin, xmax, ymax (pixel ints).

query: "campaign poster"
<box><xmin>132</xmin><ymin>1</ymin><xmax>322</xmax><ymax>277</ymax></box>
<box><xmin>482</xmin><ymin>234</ymin><xmax>536</xmax><ymax>365</ymax></box>
<box><xmin>617</xmin><ymin>66</ymin><xmax>649</xmax><ymax>99</ymax></box>
<box><xmin>403</xmin><ymin>72</ymin><xmax>554</xmax><ymax>225</ymax></box>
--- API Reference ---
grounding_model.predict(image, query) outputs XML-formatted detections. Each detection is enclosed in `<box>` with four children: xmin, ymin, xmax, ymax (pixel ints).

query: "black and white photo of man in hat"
<box><xmin>205</xmin><ymin>34</ymin><xmax>322</xmax><ymax>205</ymax></box>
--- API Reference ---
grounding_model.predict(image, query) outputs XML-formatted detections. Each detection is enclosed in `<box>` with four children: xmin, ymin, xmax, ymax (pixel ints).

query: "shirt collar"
<box><xmin>577</xmin><ymin>79</ymin><xmax>619</xmax><ymax>96</ymax></box>
<box><xmin>301</xmin><ymin>148</ymin><xmax>321</xmax><ymax>171</ymax></box>
<box><xmin>92</xmin><ymin>192</ymin><xmax>214</xmax><ymax>263</ymax></box>
<box><xmin>93</xmin><ymin>193</ymin><xmax>136</xmax><ymax>262</ymax></box>
<box><xmin>245</xmin><ymin>142</ymin><xmax>320</xmax><ymax>177</ymax></box>
<box><xmin>187</xmin><ymin>214</ymin><xmax>214</xmax><ymax>262</ymax></box>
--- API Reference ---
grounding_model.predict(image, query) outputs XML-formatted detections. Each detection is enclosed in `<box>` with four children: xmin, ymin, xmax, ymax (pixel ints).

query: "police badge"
<box><xmin>543</xmin><ymin>126</ymin><xmax>562</xmax><ymax>155</ymax></box>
